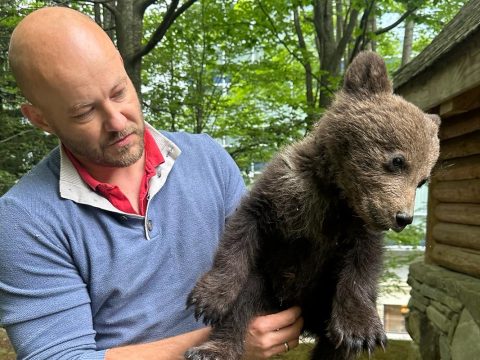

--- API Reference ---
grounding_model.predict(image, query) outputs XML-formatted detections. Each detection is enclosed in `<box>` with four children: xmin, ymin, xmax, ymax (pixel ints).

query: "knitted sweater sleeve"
<box><xmin>0</xmin><ymin>199</ymin><xmax>106</xmax><ymax>360</ymax></box>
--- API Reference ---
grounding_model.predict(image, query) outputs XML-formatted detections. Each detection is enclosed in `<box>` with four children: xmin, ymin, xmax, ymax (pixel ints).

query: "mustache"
<box><xmin>106</xmin><ymin>127</ymin><xmax>142</xmax><ymax>146</ymax></box>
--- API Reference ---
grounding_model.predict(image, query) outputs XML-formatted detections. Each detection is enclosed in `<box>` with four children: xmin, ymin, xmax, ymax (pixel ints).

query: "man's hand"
<box><xmin>243</xmin><ymin>306</ymin><xmax>303</xmax><ymax>359</ymax></box>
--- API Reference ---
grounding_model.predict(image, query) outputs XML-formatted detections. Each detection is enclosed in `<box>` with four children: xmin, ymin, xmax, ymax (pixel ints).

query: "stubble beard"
<box><xmin>63</xmin><ymin>125</ymin><xmax>145</xmax><ymax>168</ymax></box>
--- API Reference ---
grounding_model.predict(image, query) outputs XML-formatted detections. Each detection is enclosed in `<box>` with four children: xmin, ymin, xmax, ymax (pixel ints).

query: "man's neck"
<box><xmin>81</xmin><ymin>154</ymin><xmax>146</xmax><ymax>212</ymax></box>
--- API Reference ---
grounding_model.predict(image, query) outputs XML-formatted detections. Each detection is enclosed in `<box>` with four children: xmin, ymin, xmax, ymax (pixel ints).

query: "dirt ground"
<box><xmin>0</xmin><ymin>329</ymin><xmax>15</xmax><ymax>360</ymax></box>
<box><xmin>0</xmin><ymin>328</ymin><xmax>419</xmax><ymax>360</ymax></box>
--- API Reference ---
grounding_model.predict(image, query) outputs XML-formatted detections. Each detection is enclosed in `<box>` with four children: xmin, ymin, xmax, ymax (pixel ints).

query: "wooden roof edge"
<box><xmin>393</xmin><ymin>0</ymin><xmax>480</xmax><ymax>89</ymax></box>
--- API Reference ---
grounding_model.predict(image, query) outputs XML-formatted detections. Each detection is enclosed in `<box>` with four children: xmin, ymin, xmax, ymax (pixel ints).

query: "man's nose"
<box><xmin>103</xmin><ymin>102</ymin><xmax>127</xmax><ymax>132</ymax></box>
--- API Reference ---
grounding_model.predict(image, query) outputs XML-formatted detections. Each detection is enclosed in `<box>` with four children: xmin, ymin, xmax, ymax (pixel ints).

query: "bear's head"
<box><xmin>317</xmin><ymin>51</ymin><xmax>440</xmax><ymax>232</ymax></box>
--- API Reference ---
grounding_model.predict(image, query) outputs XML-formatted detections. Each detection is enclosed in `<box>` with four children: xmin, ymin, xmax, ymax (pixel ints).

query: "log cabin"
<box><xmin>393</xmin><ymin>0</ymin><xmax>480</xmax><ymax>358</ymax></box>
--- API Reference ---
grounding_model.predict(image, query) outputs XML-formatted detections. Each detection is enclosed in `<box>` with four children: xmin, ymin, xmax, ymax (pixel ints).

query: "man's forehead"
<box><xmin>9</xmin><ymin>7</ymin><xmax>119</xmax><ymax>102</ymax></box>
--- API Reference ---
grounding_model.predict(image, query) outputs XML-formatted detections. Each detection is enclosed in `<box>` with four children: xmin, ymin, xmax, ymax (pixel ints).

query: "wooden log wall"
<box><xmin>427</xmin><ymin>98</ymin><xmax>480</xmax><ymax>279</ymax></box>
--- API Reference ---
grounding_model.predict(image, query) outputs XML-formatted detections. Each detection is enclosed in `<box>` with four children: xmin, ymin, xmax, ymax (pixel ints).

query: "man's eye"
<box><xmin>113</xmin><ymin>89</ymin><xmax>126</xmax><ymax>100</ymax></box>
<box><xmin>73</xmin><ymin>108</ymin><xmax>94</xmax><ymax>120</ymax></box>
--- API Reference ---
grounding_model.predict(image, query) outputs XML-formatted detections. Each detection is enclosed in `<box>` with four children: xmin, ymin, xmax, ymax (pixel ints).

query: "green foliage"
<box><xmin>142</xmin><ymin>0</ymin><xmax>309</xmax><ymax>179</ymax></box>
<box><xmin>0</xmin><ymin>1</ymin><xmax>58</xmax><ymax>195</ymax></box>
<box><xmin>385</xmin><ymin>221</ymin><xmax>425</xmax><ymax>247</ymax></box>
<box><xmin>0</xmin><ymin>111</ymin><xmax>58</xmax><ymax>195</ymax></box>
<box><xmin>273</xmin><ymin>340</ymin><xmax>420</xmax><ymax>360</ymax></box>
<box><xmin>0</xmin><ymin>0</ymin><xmax>471</xmax><ymax>186</ymax></box>
<box><xmin>380</xmin><ymin>219</ymin><xmax>425</xmax><ymax>294</ymax></box>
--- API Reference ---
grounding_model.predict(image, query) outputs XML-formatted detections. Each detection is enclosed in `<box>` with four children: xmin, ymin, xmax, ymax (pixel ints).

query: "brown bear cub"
<box><xmin>185</xmin><ymin>51</ymin><xmax>440</xmax><ymax>360</ymax></box>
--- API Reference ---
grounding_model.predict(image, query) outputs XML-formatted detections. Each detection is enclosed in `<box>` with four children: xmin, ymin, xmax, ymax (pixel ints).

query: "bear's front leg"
<box><xmin>186</xmin><ymin>274</ymin><xmax>266</xmax><ymax>360</ymax></box>
<box><xmin>187</xmin><ymin>206</ymin><xmax>263</xmax><ymax>325</ymax></box>
<box><xmin>327</xmin><ymin>233</ymin><xmax>387</xmax><ymax>357</ymax></box>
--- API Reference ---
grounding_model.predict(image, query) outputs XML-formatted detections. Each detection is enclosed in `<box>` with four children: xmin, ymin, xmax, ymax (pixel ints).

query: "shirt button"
<box><xmin>147</xmin><ymin>220</ymin><xmax>153</xmax><ymax>231</ymax></box>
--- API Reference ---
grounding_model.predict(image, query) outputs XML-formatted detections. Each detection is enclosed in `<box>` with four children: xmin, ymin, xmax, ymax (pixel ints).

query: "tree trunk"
<box><xmin>367</xmin><ymin>5</ymin><xmax>376</xmax><ymax>51</ymax></box>
<box><xmin>335</xmin><ymin>0</ymin><xmax>343</xmax><ymax>43</ymax></box>
<box><xmin>314</xmin><ymin>0</ymin><xmax>357</xmax><ymax>110</ymax></box>
<box><xmin>293</xmin><ymin>5</ymin><xmax>315</xmax><ymax>127</ymax></box>
<box><xmin>116</xmin><ymin>0</ymin><xmax>144</xmax><ymax>96</ymax></box>
<box><xmin>314</xmin><ymin>0</ymin><xmax>337</xmax><ymax>110</ymax></box>
<box><xmin>402</xmin><ymin>14</ymin><xmax>415</xmax><ymax>66</ymax></box>
<box><xmin>103</xmin><ymin>4</ymin><xmax>116</xmax><ymax>43</ymax></box>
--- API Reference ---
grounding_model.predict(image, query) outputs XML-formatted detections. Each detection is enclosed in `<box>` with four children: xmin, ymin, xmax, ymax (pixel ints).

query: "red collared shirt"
<box><xmin>64</xmin><ymin>128</ymin><xmax>165</xmax><ymax>216</ymax></box>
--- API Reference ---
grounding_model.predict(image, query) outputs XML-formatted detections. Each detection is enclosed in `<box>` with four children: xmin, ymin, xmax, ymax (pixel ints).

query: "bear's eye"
<box><xmin>417</xmin><ymin>178</ymin><xmax>428</xmax><ymax>188</ymax></box>
<box><xmin>392</xmin><ymin>157</ymin><xmax>404</xmax><ymax>167</ymax></box>
<box><xmin>386</xmin><ymin>155</ymin><xmax>406</xmax><ymax>172</ymax></box>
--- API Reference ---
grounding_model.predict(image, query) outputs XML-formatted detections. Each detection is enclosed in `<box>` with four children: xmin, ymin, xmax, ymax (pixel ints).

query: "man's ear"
<box><xmin>20</xmin><ymin>103</ymin><xmax>55</xmax><ymax>135</ymax></box>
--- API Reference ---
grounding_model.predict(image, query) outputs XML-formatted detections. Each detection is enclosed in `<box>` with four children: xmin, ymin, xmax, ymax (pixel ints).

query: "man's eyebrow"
<box><xmin>69</xmin><ymin>102</ymin><xmax>93</xmax><ymax>114</ymax></box>
<box><xmin>112</xmin><ymin>77</ymin><xmax>128</xmax><ymax>90</ymax></box>
<box><xmin>68</xmin><ymin>77</ymin><xmax>128</xmax><ymax>114</ymax></box>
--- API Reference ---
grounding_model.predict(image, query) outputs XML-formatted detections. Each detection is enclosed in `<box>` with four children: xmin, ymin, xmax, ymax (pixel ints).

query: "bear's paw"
<box><xmin>186</xmin><ymin>271</ymin><xmax>238</xmax><ymax>325</ymax></box>
<box><xmin>185</xmin><ymin>341</ymin><xmax>241</xmax><ymax>360</ymax></box>
<box><xmin>327</xmin><ymin>309</ymin><xmax>387</xmax><ymax>355</ymax></box>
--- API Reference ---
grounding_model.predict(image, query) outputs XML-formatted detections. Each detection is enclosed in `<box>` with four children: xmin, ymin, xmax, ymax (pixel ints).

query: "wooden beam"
<box><xmin>395</xmin><ymin>32</ymin><xmax>480</xmax><ymax>112</ymax></box>
<box><xmin>439</xmin><ymin>109</ymin><xmax>480</xmax><ymax>140</ymax></box>
<box><xmin>425</xmin><ymin>177</ymin><xmax>439</xmax><ymax>264</ymax></box>
<box><xmin>435</xmin><ymin>155</ymin><xmax>480</xmax><ymax>181</ymax></box>
<box><xmin>433</xmin><ymin>222</ymin><xmax>480</xmax><ymax>250</ymax></box>
<box><xmin>435</xmin><ymin>203</ymin><xmax>480</xmax><ymax>226</ymax></box>
<box><xmin>431</xmin><ymin>243</ymin><xmax>480</xmax><ymax>279</ymax></box>
<box><xmin>432</xmin><ymin>179</ymin><xmax>480</xmax><ymax>203</ymax></box>
<box><xmin>439</xmin><ymin>86</ymin><xmax>480</xmax><ymax>117</ymax></box>
<box><xmin>439</xmin><ymin>131</ymin><xmax>480</xmax><ymax>160</ymax></box>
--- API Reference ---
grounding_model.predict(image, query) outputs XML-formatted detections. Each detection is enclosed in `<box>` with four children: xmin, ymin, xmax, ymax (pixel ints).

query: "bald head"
<box><xmin>9</xmin><ymin>7</ymin><xmax>119</xmax><ymax>104</ymax></box>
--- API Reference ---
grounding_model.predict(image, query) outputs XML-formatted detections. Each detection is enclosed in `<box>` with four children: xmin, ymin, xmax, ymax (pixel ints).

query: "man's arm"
<box><xmin>105</xmin><ymin>307</ymin><xmax>303</xmax><ymax>360</ymax></box>
<box><xmin>105</xmin><ymin>328</ymin><xmax>210</xmax><ymax>360</ymax></box>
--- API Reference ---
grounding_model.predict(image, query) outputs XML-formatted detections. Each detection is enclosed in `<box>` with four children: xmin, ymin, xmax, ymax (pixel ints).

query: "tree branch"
<box><xmin>133</xmin><ymin>0</ymin><xmax>197</xmax><ymax>61</ymax></box>
<box><xmin>136</xmin><ymin>0</ymin><xmax>157</xmax><ymax>13</ymax></box>
<box><xmin>349</xmin><ymin>0</ymin><xmax>375</xmax><ymax>63</ymax></box>
<box><xmin>0</xmin><ymin>130</ymin><xmax>35</xmax><ymax>144</ymax></box>
<box><xmin>52</xmin><ymin>0</ymin><xmax>118</xmax><ymax>17</ymax></box>
<box><xmin>375</xmin><ymin>7</ymin><xmax>418</xmax><ymax>35</ymax></box>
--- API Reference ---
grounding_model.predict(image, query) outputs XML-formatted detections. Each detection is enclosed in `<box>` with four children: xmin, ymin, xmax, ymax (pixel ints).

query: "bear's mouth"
<box><xmin>391</xmin><ymin>224</ymin><xmax>408</xmax><ymax>233</ymax></box>
<box><xmin>363</xmin><ymin>206</ymin><xmax>391</xmax><ymax>232</ymax></box>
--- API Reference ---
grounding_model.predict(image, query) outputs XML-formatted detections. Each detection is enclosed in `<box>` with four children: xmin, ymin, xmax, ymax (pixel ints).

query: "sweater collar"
<box><xmin>59</xmin><ymin>122</ymin><xmax>181</xmax><ymax>220</ymax></box>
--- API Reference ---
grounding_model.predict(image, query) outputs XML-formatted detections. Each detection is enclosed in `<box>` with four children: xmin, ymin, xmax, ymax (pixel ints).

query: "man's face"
<box><xmin>32</xmin><ymin>50</ymin><xmax>144</xmax><ymax>168</ymax></box>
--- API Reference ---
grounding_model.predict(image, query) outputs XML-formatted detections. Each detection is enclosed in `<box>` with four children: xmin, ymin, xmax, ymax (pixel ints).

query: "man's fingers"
<box><xmin>266</xmin><ymin>338</ymin><xmax>299</xmax><ymax>358</ymax></box>
<box><xmin>251</xmin><ymin>306</ymin><xmax>302</xmax><ymax>333</ymax></box>
<box><xmin>269</xmin><ymin>315</ymin><xmax>304</xmax><ymax>344</ymax></box>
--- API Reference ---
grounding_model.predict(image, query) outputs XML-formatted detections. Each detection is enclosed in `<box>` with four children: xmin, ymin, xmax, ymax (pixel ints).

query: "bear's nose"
<box><xmin>396</xmin><ymin>212</ymin><xmax>413</xmax><ymax>228</ymax></box>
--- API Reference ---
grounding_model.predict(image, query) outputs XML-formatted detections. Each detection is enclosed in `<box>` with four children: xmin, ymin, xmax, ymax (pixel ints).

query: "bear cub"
<box><xmin>185</xmin><ymin>51</ymin><xmax>440</xmax><ymax>360</ymax></box>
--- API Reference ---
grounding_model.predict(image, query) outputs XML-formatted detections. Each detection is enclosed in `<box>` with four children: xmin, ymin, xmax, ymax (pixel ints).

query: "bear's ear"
<box><xmin>426</xmin><ymin>113</ymin><xmax>441</xmax><ymax>127</ymax></box>
<box><xmin>343</xmin><ymin>51</ymin><xmax>392</xmax><ymax>96</ymax></box>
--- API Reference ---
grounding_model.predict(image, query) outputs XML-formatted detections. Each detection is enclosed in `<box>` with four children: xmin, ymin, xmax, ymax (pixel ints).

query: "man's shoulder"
<box><xmin>161</xmin><ymin>131</ymin><xmax>223</xmax><ymax>152</ymax></box>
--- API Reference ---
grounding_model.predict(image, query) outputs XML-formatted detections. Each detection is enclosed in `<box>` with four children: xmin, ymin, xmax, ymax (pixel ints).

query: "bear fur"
<box><xmin>185</xmin><ymin>51</ymin><xmax>441</xmax><ymax>360</ymax></box>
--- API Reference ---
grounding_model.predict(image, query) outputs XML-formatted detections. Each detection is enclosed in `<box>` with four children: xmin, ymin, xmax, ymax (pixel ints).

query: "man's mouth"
<box><xmin>109</xmin><ymin>132</ymin><xmax>135</xmax><ymax>146</ymax></box>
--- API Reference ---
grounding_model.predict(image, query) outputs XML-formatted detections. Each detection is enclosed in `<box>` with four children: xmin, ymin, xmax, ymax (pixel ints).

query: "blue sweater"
<box><xmin>0</xmin><ymin>130</ymin><xmax>245</xmax><ymax>359</ymax></box>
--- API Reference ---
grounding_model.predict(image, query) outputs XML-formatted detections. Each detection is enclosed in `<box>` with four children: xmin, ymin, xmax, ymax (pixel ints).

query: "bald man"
<box><xmin>0</xmin><ymin>6</ymin><xmax>303</xmax><ymax>360</ymax></box>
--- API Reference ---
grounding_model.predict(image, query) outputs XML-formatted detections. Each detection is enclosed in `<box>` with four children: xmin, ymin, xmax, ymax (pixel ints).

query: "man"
<box><xmin>0</xmin><ymin>6</ymin><xmax>303</xmax><ymax>360</ymax></box>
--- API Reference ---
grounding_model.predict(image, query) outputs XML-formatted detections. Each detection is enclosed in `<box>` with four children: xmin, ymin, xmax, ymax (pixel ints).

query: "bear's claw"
<box><xmin>328</xmin><ymin>309</ymin><xmax>387</xmax><ymax>355</ymax></box>
<box><xmin>186</xmin><ymin>274</ymin><xmax>236</xmax><ymax>325</ymax></box>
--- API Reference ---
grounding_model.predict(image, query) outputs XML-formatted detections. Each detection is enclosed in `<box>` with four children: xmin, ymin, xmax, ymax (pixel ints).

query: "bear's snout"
<box><xmin>393</xmin><ymin>211</ymin><xmax>413</xmax><ymax>232</ymax></box>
